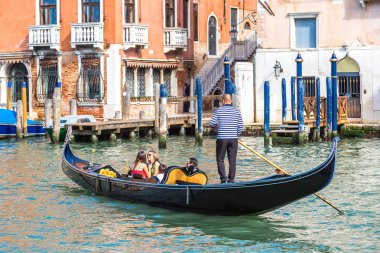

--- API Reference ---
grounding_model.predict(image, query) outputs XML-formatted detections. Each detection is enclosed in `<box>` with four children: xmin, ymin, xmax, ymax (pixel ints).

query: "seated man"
<box><xmin>155</xmin><ymin>164</ymin><xmax>168</xmax><ymax>184</ymax></box>
<box><xmin>183</xmin><ymin>157</ymin><xmax>200</xmax><ymax>176</ymax></box>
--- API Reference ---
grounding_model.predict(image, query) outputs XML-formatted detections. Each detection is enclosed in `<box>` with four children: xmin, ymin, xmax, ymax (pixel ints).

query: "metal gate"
<box><xmin>338</xmin><ymin>73</ymin><xmax>361</xmax><ymax>118</ymax></box>
<box><xmin>9</xmin><ymin>63</ymin><xmax>29</xmax><ymax>104</ymax></box>
<box><xmin>208</xmin><ymin>16</ymin><xmax>217</xmax><ymax>55</ymax></box>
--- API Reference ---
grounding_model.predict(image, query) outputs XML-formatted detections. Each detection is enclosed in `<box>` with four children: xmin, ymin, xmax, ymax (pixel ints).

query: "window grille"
<box><xmin>125</xmin><ymin>67</ymin><xmax>134</xmax><ymax>97</ymax></box>
<box><xmin>163</xmin><ymin>69</ymin><xmax>172</xmax><ymax>96</ymax></box>
<box><xmin>303</xmin><ymin>76</ymin><xmax>316</xmax><ymax>97</ymax></box>
<box><xmin>82</xmin><ymin>0</ymin><xmax>100</xmax><ymax>23</ymax></box>
<box><xmin>37</xmin><ymin>57</ymin><xmax>59</xmax><ymax>103</ymax></box>
<box><xmin>40</xmin><ymin>0</ymin><xmax>57</xmax><ymax>25</ymax></box>
<box><xmin>137</xmin><ymin>68</ymin><xmax>145</xmax><ymax>97</ymax></box>
<box><xmin>125</xmin><ymin>0</ymin><xmax>135</xmax><ymax>23</ymax></box>
<box><xmin>77</xmin><ymin>56</ymin><xmax>103</xmax><ymax>102</ymax></box>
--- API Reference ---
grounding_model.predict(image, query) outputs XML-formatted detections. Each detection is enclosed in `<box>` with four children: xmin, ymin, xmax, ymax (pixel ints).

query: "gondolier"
<box><xmin>210</xmin><ymin>94</ymin><xmax>243</xmax><ymax>183</ymax></box>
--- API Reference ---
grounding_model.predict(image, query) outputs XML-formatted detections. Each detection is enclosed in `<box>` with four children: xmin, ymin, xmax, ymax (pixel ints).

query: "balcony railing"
<box><xmin>71</xmin><ymin>23</ymin><xmax>104</xmax><ymax>49</ymax></box>
<box><xmin>163</xmin><ymin>27</ymin><xmax>187</xmax><ymax>53</ymax></box>
<box><xmin>28</xmin><ymin>25</ymin><xmax>61</xmax><ymax>50</ymax></box>
<box><xmin>123</xmin><ymin>23</ymin><xmax>149</xmax><ymax>50</ymax></box>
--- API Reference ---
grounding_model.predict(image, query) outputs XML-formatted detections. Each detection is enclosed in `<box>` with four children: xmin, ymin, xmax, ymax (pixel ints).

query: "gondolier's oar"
<box><xmin>238</xmin><ymin>140</ymin><xmax>344</xmax><ymax>214</ymax></box>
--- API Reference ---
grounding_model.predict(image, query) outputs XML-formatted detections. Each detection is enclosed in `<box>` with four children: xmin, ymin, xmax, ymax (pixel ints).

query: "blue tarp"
<box><xmin>0</xmin><ymin>109</ymin><xmax>42</xmax><ymax>125</ymax></box>
<box><xmin>0</xmin><ymin>109</ymin><xmax>16</xmax><ymax>124</ymax></box>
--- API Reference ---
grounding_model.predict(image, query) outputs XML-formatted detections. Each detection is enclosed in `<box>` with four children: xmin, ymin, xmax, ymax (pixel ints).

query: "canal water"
<box><xmin>0</xmin><ymin>136</ymin><xmax>379</xmax><ymax>252</ymax></box>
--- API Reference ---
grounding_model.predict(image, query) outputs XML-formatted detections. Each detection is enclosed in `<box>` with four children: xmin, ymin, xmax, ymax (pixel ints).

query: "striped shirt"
<box><xmin>210</xmin><ymin>104</ymin><xmax>243</xmax><ymax>139</ymax></box>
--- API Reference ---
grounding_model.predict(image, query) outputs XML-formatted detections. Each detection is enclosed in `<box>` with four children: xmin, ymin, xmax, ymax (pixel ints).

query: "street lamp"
<box><xmin>229</xmin><ymin>25</ymin><xmax>238</xmax><ymax>42</ymax></box>
<box><xmin>274</xmin><ymin>60</ymin><xmax>283</xmax><ymax>79</ymax></box>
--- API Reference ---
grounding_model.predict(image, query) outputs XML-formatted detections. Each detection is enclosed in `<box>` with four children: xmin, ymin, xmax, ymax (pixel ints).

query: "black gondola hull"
<box><xmin>62</xmin><ymin>138</ymin><xmax>338</xmax><ymax>215</ymax></box>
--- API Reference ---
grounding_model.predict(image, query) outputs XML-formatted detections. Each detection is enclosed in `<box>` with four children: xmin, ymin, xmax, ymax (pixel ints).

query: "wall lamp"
<box><xmin>274</xmin><ymin>60</ymin><xmax>283</xmax><ymax>79</ymax></box>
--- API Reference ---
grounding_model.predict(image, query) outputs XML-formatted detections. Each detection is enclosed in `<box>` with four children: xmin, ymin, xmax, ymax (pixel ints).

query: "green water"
<box><xmin>0</xmin><ymin>136</ymin><xmax>379</xmax><ymax>252</ymax></box>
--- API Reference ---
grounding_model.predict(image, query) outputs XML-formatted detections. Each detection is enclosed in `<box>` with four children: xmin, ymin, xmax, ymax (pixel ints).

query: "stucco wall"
<box><xmin>255</xmin><ymin>48</ymin><xmax>380</xmax><ymax>124</ymax></box>
<box><xmin>256</xmin><ymin>0</ymin><xmax>380</xmax><ymax>49</ymax></box>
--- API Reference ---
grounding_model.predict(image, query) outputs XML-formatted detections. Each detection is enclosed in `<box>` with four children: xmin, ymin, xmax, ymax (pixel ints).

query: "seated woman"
<box><xmin>155</xmin><ymin>164</ymin><xmax>168</xmax><ymax>184</ymax></box>
<box><xmin>147</xmin><ymin>150</ymin><xmax>161</xmax><ymax>177</ymax></box>
<box><xmin>130</xmin><ymin>151</ymin><xmax>150</xmax><ymax>179</ymax></box>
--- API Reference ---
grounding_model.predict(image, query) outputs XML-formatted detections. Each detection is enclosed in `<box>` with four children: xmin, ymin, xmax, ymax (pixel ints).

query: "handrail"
<box><xmin>199</xmin><ymin>30</ymin><xmax>256</xmax><ymax>96</ymax></box>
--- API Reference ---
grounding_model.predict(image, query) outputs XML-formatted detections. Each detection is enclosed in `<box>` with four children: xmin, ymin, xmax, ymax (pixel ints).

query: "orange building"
<box><xmin>0</xmin><ymin>0</ymin><xmax>194</xmax><ymax>119</ymax></box>
<box><xmin>194</xmin><ymin>0</ymin><xmax>256</xmax><ymax>68</ymax></box>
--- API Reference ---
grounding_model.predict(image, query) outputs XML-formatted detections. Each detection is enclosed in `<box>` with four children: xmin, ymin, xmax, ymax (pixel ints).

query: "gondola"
<box><xmin>61</xmin><ymin>134</ymin><xmax>339</xmax><ymax>215</ymax></box>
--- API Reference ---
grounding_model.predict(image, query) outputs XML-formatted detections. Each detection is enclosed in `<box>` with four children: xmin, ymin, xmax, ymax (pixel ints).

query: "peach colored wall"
<box><xmin>197</xmin><ymin>0</ymin><xmax>256</xmax><ymax>44</ymax></box>
<box><xmin>257</xmin><ymin>0</ymin><xmax>380</xmax><ymax>49</ymax></box>
<box><xmin>194</xmin><ymin>0</ymin><xmax>256</xmax><ymax>69</ymax></box>
<box><xmin>0</xmin><ymin>0</ymin><xmax>34</xmax><ymax>52</ymax></box>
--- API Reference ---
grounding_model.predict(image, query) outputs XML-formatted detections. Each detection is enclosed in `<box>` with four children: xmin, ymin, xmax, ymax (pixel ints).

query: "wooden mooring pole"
<box><xmin>44</xmin><ymin>99</ymin><xmax>52</xmax><ymax>128</ymax></box>
<box><xmin>7</xmin><ymin>81</ymin><xmax>12</xmax><ymax>110</ymax></box>
<box><xmin>154</xmin><ymin>83</ymin><xmax>160</xmax><ymax>136</ymax></box>
<box><xmin>52</xmin><ymin>82</ymin><xmax>61</xmax><ymax>144</ymax></box>
<box><xmin>16</xmin><ymin>100</ymin><xmax>23</xmax><ymax>139</ymax></box>
<box><xmin>195</xmin><ymin>78</ymin><xmax>203</xmax><ymax>145</ymax></box>
<box><xmin>264</xmin><ymin>81</ymin><xmax>270</xmax><ymax>146</ymax></box>
<box><xmin>122</xmin><ymin>81</ymin><xmax>130</xmax><ymax>120</ymax></box>
<box><xmin>158</xmin><ymin>83</ymin><xmax>168</xmax><ymax>148</ymax></box>
<box><xmin>21</xmin><ymin>82</ymin><xmax>28</xmax><ymax>137</ymax></box>
<box><xmin>70</xmin><ymin>99</ymin><xmax>77</xmax><ymax>115</ymax></box>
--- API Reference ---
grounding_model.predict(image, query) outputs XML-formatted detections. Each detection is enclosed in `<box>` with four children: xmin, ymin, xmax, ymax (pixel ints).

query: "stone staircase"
<box><xmin>196</xmin><ymin>31</ymin><xmax>257</xmax><ymax>96</ymax></box>
<box><xmin>271</xmin><ymin>123</ymin><xmax>310</xmax><ymax>144</ymax></box>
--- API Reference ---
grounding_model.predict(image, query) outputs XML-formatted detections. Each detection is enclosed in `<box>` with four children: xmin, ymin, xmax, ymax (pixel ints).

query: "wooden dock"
<box><xmin>69</xmin><ymin>114</ymin><xmax>196</xmax><ymax>140</ymax></box>
<box><xmin>271</xmin><ymin>96</ymin><xmax>348</xmax><ymax>143</ymax></box>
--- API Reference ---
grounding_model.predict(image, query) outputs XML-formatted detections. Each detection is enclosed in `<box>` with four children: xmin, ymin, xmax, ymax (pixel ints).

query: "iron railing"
<box><xmin>200</xmin><ymin>30</ymin><xmax>256</xmax><ymax>96</ymax></box>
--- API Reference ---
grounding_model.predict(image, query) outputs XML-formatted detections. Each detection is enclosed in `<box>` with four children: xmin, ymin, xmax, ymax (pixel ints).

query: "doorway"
<box><xmin>8</xmin><ymin>63</ymin><xmax>29</xmax><ymax>110</ymax></box>
<box><xmin>337</xmin><ymin>55</ymin><xmax>361</xmax><ymax>118</ymax></box>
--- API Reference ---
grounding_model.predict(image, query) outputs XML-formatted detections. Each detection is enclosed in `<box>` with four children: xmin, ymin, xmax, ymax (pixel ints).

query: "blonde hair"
<box><xmin>148</xmin><ymin>150</ymin><xmax>159</xmax><ymax>161</ymax></box>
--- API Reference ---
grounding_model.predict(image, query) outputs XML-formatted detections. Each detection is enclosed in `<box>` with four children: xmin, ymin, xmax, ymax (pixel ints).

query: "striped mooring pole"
<box><xmin>330</xmin><ymin>52</ymin><xmax>338</xmax><ymax>137</ymax></box>
<box><xmin>296</xmin><ymin>53</ymin><xmax>306</xmax><ymax>144</ymax></box>
<box><xmin>264</xmin><ymin>81</ymin><xmax>270</xmax><ymax>146</ymax></box>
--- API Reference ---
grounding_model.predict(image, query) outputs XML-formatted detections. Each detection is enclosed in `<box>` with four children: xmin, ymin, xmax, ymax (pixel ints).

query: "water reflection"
<box><xmin>0</xmin><ymin>136</ymin><xmax>379</xmax><ymax>252</ymax></box>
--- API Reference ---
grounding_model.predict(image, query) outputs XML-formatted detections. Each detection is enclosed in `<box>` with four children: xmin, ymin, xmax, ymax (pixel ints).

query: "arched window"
<box><xmin>208</xmin><ymin>16</ymin><xmax>217</xmax><ymax>55</ymax></box>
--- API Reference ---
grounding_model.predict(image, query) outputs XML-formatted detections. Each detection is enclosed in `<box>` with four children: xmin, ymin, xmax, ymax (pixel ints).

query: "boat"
<box><xmin>61</xmin><ymin>134</ymin><xmax>339</xmax><ymax>215</ymax></box>
<box><xmin>44</xmin><ymin>115</ymin><xmax>96</xmax><ymax>142</ymax></box>
<box><xmin>0</xmin><ymin>108</ymin><xmax>45</xmax><ymax>138</ymax></box>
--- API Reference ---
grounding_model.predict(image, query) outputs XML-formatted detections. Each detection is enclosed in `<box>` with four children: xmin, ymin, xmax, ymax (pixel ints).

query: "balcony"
<box><xmin>163</xmin><ymin>27</ymin><xmax>187</xmax><ymax>53</ymax></box>
<box><xmin>123</xmin><ymin>24</ymin><xmax>149</xmax><ymax>50</ymax></box>
<box><xmin>28</xmin><ymin>25</ymin><xmax>61</xmax><ymax>51</ymax></box>
<box><xmin>71</xmin><ymin>23</ymin><xmax>104</xmax><ymax>49</ymax></box>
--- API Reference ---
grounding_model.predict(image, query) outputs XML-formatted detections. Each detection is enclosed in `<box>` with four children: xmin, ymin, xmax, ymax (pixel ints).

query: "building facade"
<box><xmin>254</xmin><ymin>0</ymin><xmax>380</xmax><ymax>123</ymax></box>
<box><xmin>0</xmin><ymin>0</ymin><xmax>194</xmax><ymax>119</ymax></box>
